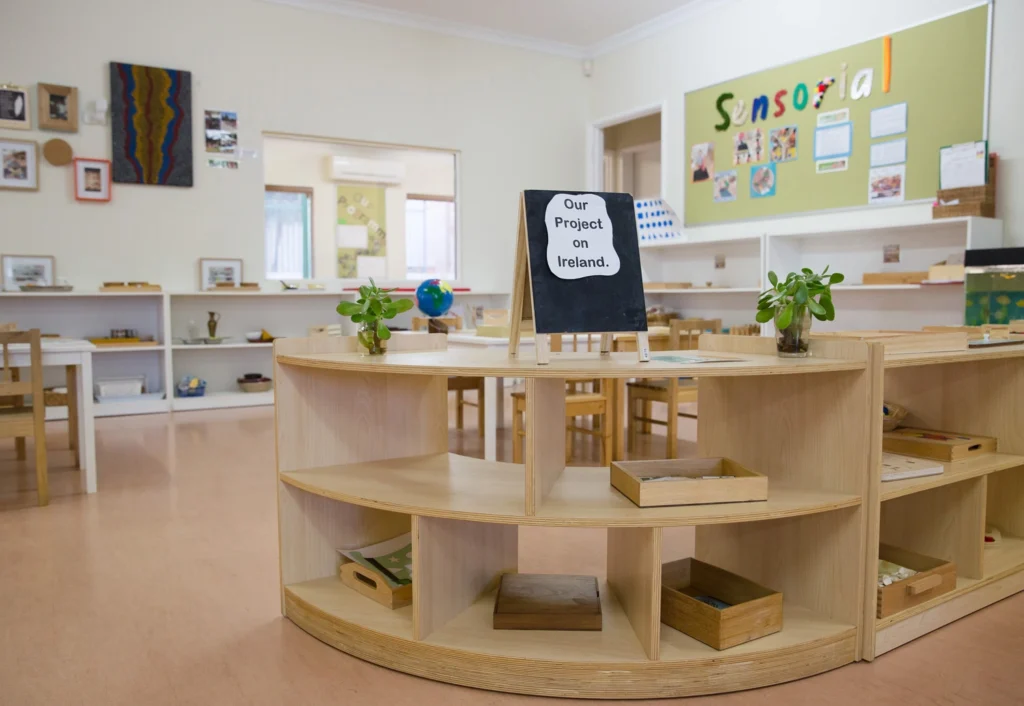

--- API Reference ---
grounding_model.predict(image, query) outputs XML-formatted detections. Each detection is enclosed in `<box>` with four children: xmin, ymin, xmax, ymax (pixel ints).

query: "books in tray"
<box><xmin>881</xmin><ymin>453</ymin><xmax>944</xmax><ymax>482</ymax></box>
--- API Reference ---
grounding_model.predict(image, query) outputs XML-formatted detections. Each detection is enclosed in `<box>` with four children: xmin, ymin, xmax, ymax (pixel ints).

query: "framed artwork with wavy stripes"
<box><xmin>109</xmin><ymin>62</ymin><xmax>193</xmax><ymax>187</ymax></box>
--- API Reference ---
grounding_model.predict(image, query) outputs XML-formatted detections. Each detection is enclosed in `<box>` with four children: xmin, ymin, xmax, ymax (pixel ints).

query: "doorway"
<box><xmin>597</xmin><ymin>109</ymin><xmax>663</xmax><ymax>199</ymax></box>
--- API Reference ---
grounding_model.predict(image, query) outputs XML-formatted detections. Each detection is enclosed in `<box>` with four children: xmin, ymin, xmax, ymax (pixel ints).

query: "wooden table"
<box><xmin>4</xmin><ymin>338</ymin><xmax>97</xmax><ymax>493</ymax></box>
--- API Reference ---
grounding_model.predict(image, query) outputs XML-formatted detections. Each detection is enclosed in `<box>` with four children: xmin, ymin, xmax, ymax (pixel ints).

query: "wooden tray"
<box><xmin>493</xmin><ymin>574</ymin><xmax>601</xmax><ymax>631</ymax></box>
<box><xmin>611</xmin><ymin>458</ymin><xmax>767</xmax><ymax>508</ymax></box>
<box><xmin>862</xmin><ymin>271</ymin><xmax>928</xmax><ymax>285</ymax></box>
<box><xmin>811</xmin><ymin>330</ymin><xmax>968</xmax><ymax>355</ymax></box>
<box><xmin>88</xmin><ymin>338</ymin><xmax>159</xmax><ymax>347</ymax></box>
<box><xmin>339</xmin><ymin>561</ymin><xmax>411</xmax><ymax>609</ymax></box>
<box><xmin>661</xmin><ymin>558</ymin><xmax>782</xmax><ymax>650</ymax></box>
<box><xmin>877</xmin><ymin>544</ymin><xmax>956</xmax><ymax>618</ymax></box>
<box><xmin>882</xmin><ymin>428</ymin><xmax>996</xmax><ymax>461</ymax></box>
<box><xmin>100</xmin><ymin>282</ymin><xmax>162</xmax><ymax>292</ymax></box>
<box><xmin>644</xmin><ymin>282</ymin><xmax>692</xmax><ymax>290</ymax></box>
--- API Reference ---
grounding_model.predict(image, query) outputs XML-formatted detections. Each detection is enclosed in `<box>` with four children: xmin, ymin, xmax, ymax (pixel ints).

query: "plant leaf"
<box><xmin>359</xmin><ymin>285</ymin><xmax>371</xmax><ymax>298</ymax></box>
<box><xmin>392</xmin><ymin>298</ymin><xmax>414</xmax><ymax>314</ymax></box>
<box><xmin>337</xmin><ymin>301</ymin><xmax>362</xmax><ymax>316</ymax></box>
<box><xmin>768</xmin><ymin>271</ymin><xmax>778</xmax><ymax>287</ymax></box>
<box><xmin>795</xmin><ymin>282</ymin><xmax>808</xmax><ymax>304</ymax></box>
<box><xmin>808</xmin><ymin>299</ymin><xmax>826</xmax><ymax>317</ymax></box>
<box><xmin>755</xmin><ymin>309</ymin><xmax>774</xmax><ymax>323</ymax></box>
<box><xmin>776</xmin><ymin>303</ymin><xmax>794</xmax><ymax>330</ymax></box>
<box><xmin>369</xmin><ymin>299</ymin><xmax>383</xmax><ymax>315</ymax></box>
<box><xmin>829</xmin><ymin>273</ymin><xmax>845</xmax><ymax>284</ymax></box>
<box><xmin>383</xmin><ymin>304</ymin><xmax>398</xmax><ymax>318</ymax></box>
<box><xmin>820</xmin><ymin>295</ymin><xmax>835</xmax><ymax>320</ymax></box>
<box><xmin>351</xmin><ymin>312</ymin><xmax>365</xmax><ymax>323</ymax></box>
<box><xmin>377</xmin><ymin>320</ymin><xmax>391</xmax><ymax>340</ymax></box>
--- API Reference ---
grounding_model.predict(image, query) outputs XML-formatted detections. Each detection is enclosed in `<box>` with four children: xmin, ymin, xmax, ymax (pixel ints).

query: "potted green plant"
<box><xmin>756</xmin><ymin>267</ymin><xmax>844</xmax><ymax>357</ymax></box>
<box><xmin>336</xmin><ymin>279</ymin><xmax>414</xmax><ymax>355</ymax></box>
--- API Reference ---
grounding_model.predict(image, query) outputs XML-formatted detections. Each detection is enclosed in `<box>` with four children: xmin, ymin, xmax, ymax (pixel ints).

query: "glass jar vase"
<box><xmin>357</xmin><ymin>321</ymin><xmax>387</xmax><ymax>355</ymax></box>
<box><xmin>775</xmin><ymin>307</ymin><xmax>811</xmax><ymax>358</ymax></box>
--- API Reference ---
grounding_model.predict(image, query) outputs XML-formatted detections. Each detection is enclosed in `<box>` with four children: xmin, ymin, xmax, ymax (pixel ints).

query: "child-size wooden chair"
<box><xmin>447</xmin><ymin>376</ymin><xmax>484</xmax><ymax>437</ymax></box>
<box><xmin>625</xmin><ymin>318</ymin><xmax>721</xmax><ymax>459</ymax></box>
<box><xmin>0</xmin><ymin>330</ymin><xmax>49</xmax><ymax>506</ymax></box>
<box><xmin>510</xmin><ymin>385</ymin><xmax>612</xmax><ymax>467</ymax></box>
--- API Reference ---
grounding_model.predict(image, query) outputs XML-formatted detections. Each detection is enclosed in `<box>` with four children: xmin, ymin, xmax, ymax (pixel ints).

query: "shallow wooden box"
<box><xmin>882</xmin><ymin>427</ymin><xmax>997</xmax><ymax>461</ymax></box>
<box><xmin>661</xmin><ymin>558</ymin><xmax>783</xmax><ymax>651</ymax></box>
<box><xmin>862</xmin><ymin>271</ymin><xmax>929</xmax><ymax>285</ymax></box>
<box><xmin>339</xmin><ymin>561</ymin><xmax>412</xmax><ymax>610</ymax></box>
<box><xmin>877</xmin><ymin>544</ymin><xmax>956</xmax><ymax>619</ymax></box>
<box><xmin>611</xmin><ymin>458</ymin><xmax>767</xmax><ymax>508</ymax></box>
<box><xmin>493</xmin><ymin>574</ymin><xmax>602</xmax><ymax>631</ymax></box>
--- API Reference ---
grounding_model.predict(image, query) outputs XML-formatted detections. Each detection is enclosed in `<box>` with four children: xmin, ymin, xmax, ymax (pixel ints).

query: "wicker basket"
<box><xmin>238</xmin><ymin>378</ymin><xmax>273</xmax><ymax>393</ymax></box>
<box><xmin>43</xmin><ymin>388</ymin><xmax>68</xmax><ymax>406</ymax></box>
<box><xmin>883</xmin><ymin>402</ymin><xmax>908</xmax><ymax>432</ymax></box>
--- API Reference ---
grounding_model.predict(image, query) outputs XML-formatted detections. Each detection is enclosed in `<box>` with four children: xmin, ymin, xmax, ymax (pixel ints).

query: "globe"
<box><xmin>415</xmin><ymin>279</ymin><xmax>454</xmax><ymax>318</ymax></box>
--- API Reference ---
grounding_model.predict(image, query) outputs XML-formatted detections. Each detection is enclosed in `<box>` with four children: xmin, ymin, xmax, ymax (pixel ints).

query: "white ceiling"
<box><xmin>265</xmin><ymin>0</ymin><xmax>711</xmax><ymax>56</ymax></box>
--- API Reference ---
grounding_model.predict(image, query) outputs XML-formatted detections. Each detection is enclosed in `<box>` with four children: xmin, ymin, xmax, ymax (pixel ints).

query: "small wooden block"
<box><xmin>882</xmin><ymin>428</ymin><xmax>997</xmax><ymax>462</ymax></box>
<box><xmin>661</xmin><ymin>558</ymin><xmax>782</xmax><ymax>651</ymax></box>
<box><xmin>339</xmin><ymin>562</ymin><xmax>412</xmax><ymax>610</ymax></box>
<box><xmin>493</xmin><ymin>574</ymin><xmax>602</xmax><ymax>631</ymax></box>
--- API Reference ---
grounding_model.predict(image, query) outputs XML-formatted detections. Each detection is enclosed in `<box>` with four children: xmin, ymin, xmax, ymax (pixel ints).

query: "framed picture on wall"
<box><xmin>0</xmin><ymin>84</ymin><xmax>30</xmax><ymax>130</ymax></box>
<box><xmin>74</xmin><ymin>158</ymin><xmax>112</xmax><ymax>202</ymax></box>
<box><xmin>38</xmin><ymin>83</ymin><xmax>79</xmax><ymax>132</ymax></box>
<box><xmin>2</xmin><ymin>254</ymin><xmax>55</xmax><ymax>292</ymax></box>
<box><xmin>0</xmin><ymin>139</ymin><xmax>39</xmax><ymax>191</ymax></box>
<box><xmin>199</xmin><ymin>258</ymin><xmax>243</xmax><ymax>290</ymax></box>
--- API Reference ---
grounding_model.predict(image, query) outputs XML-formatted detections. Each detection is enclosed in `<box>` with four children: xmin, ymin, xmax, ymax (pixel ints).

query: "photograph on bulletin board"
<box><xmin>683</xmin><ymin>3</ymin><xmax>988</xmax><ymax>225</ymax></box>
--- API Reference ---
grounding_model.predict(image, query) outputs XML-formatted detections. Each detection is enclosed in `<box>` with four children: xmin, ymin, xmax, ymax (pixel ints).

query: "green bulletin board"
<box><xmin>684</xmin><ymin>4</ymin><xmax>989</xmax><ymax>225</ymax></box>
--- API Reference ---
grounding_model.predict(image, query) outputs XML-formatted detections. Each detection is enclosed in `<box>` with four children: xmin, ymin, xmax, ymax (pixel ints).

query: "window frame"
<box><xmin>405</xmin><ymin>193</ymin><xmax>457</xmax><ymax>282</ymax></box>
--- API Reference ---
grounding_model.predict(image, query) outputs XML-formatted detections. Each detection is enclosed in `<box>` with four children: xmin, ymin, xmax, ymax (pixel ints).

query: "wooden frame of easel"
<box><xmin>507</xmin><ymin>193</ymin><xmax>650</xmax><ymax>365</ymax></box>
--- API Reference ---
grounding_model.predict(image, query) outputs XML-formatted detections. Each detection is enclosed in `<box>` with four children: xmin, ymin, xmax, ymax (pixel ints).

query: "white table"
<box><xmin>5</xmin><ymin>338</ymin><xmax>97</xmax><ymax>493</ymax></box>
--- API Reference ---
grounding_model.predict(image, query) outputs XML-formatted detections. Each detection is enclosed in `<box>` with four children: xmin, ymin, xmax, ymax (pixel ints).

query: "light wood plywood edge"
<box><xmin>607</xmin><ymin>527</ymin><xmax>662</xmax><ymax>659</ymax></box>
<box><xmin>275</xmin><ymin>348</ymin><xmax>866</xmax><ymax>379</ymax></box>
<box><xmin>884</xmin><ymin>345</ymin><xmax>1024</xmax><ymax>368</ymax></box>
<box><xmin>987</xmin><ymin>465</ymin><xmax>1024</xmax><ymax>537</ymax></box>
<box><xmin>860</xmin><ymin>342</ymin><xmax>885</xmax><ymax>661</ymax></box>
<box><xmin>284</xmin><ymin>576</ymin><xmax>856</xmax><ymax>699</ymax></box>
<box><xmin>412</xmin><ymin>516</ymin><xmax>517</xmax><ymax>640</ymax></box>
<box><xmin>881</xmin><ymin>453</ymin><xmax>1024</xmax><ymax>501</ymax></box>
<box><xmin>525</xmin><ymin>377</ymin><xmax>565</xmax><ymax>515</ymax></box>
<box><xmin>280</xmin><ymin>454</ymin><xmax>861</xmax><ymax>527</ymax></box>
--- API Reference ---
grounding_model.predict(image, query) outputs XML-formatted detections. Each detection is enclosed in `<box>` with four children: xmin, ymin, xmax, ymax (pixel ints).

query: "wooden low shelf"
<box><xmin>880</xmin><ymin>453</ymin><xmax>1024</xmax><ymax>501</ymax></box>
<box><xmin>280</xmin><ymin>455</ymin><xmax>861</xmax><ymax>528</ymax></box>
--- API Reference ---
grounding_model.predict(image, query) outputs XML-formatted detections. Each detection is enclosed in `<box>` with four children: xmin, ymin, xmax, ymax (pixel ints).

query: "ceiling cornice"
<box><xmin>260</xmin><ymin>0</ymin><xmax>732</xmax><ymax>59</ymax></box>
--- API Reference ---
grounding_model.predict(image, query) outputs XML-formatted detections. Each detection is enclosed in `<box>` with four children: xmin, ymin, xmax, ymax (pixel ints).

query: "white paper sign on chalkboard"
<box><xmin>509</xmin><ymin>190</ymin><xmax>649</xmax><ymax>365</ymax></box>
<box><xmin>545</xmin><ymin>194</ymin><xmax>620</xmax><ymax>280</ymax></box>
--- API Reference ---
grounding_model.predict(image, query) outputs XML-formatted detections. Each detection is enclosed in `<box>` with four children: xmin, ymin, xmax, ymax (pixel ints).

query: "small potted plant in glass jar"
<box><xmin>336</xmin><ymin>279</ymin><xmax>414</xmax><ymax>355</ymax></box>
<box><xmin>755</xmin><ymin>267</ymin><xmax>843</xmax><ymax>357</ymax></box>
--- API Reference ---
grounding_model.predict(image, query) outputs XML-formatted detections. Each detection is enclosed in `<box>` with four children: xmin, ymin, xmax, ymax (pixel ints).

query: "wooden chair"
<box><xmin>729</xmin><ymin>323</ymin><xmax>762</xmax><ymax>336</ymax></box>
<box><xmin>0</xmin><ymin>330</ymin><xmax>48</xmax><ymax>505</ymax></box>
<box><xmin>510</xmin><ymin>384</ymin><xmax>612</xmax><ymax>467</ymax></box>
<box><xmin>626</xmin><ymin>318</ymin><xmax>722</xmax><ymax>459</ymax></box>
<box><xmin>448</xmin><ymin>376</ymin><xmax>484</xmax><ymax>437</ymax></box>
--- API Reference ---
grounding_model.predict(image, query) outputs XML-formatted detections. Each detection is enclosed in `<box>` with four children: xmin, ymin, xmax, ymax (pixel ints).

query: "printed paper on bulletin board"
<box><xmin>683</xmin><ymin>4</ymin><xmax>988</xmax><ymax>226</ymax></box>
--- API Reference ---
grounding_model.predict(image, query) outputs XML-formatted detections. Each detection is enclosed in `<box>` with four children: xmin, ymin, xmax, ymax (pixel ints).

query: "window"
<box><xmin>405</xmin><ymin>195</ymin><xmax>456</xmax><ymax>281</ymax></box>
<box><xmin>264</xmin><ymin>186</ymin><xmax>312</xmax><ymax>279</ymax></box>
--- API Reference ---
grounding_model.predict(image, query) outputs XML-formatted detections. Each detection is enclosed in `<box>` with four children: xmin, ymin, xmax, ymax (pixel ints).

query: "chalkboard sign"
<box><xmin>509</xmin><ymin>190</ymin><xmax>650</xmax><ymax>364</ymax></box>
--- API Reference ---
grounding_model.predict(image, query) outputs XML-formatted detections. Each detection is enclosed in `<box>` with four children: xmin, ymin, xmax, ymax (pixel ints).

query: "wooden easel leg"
<box><xmin>600</xmin><ymin>333</ymin><xmax>613</xmax><ymax>355</ymax></box>
<box><xmin>535</xmin><ymin>334</ymin><xmax>550</xmax><ymax>365</ymax></box>
<box><xmin>636</xmin><ymin>331</ymin><xmax>651</xmax><ymax>363</ymax></box>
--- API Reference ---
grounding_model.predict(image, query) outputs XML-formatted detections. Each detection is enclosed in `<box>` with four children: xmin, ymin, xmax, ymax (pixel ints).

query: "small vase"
<box><xmin>358</xmin><ymin>321</ymin><xmax>387</xmax><ymax>355</ymax></box>
<box><xmin>207</xmin><ymin>311</ymin><xmax>221</xmax><ymax>339</ymax></box>
<box><xmin>775</xmin><ymin>307</ymin><xmax>812</xmax><ymax>358</ymax></box>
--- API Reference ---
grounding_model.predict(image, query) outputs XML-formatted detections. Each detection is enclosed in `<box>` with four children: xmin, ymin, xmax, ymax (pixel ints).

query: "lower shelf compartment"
<box><xmin>284</xmin><ymin>575</ymin><xmax>856</xmax><ymax>699</ymax></box>
<box><xmin>874</xmin><ymin>535</ymin><xmax>1024</xmax><ymax>655</ymax></box>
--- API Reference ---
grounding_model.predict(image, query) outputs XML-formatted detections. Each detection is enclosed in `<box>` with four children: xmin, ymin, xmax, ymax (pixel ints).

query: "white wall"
<box><xmin>589</xmin><ymin>0</ymin><xmax>1024</xmax><ymax>246</ymax></box>
<box><xmin>0</xmin><ymin>0</ymin><xmax>586</xmax><ymax>292</ymax></box>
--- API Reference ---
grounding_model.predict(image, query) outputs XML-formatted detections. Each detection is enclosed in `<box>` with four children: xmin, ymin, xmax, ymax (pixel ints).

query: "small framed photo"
<box><xmin>74</xmin><ymin>158</ymin><xmax>112</xmax><ymax>202</ymax></box>
<box><xmin>199</xmin><ymin>258</ymin><xmax>243</xmax><ymax>290</ymax></box>
<box><xmin>38</xmin><ymin>83</ymin><xmax>78</xmax><ymax>132</ymax></box>
<box><xmin>2</xmin><ymin>255</ymin><xmax>55</xmax><ymax>292</ymax></box>
<box><xmin>0</xmin><ymin>139</ymin><xmax>39</xmax><ymax>191</ymax></box>
<box><xmin>0</xmin><ymin>84</ymin><xmax>30</xmax><ymax>130</ymax></box>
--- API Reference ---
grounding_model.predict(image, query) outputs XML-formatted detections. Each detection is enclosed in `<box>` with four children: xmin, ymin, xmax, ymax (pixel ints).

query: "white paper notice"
<box><xmin>817</xmin><ymin>108</ymin><xmax>850</xmax><ymax>127</ymax></box>
<box><xmin>356</xmin><ymin>255</ymin><xmax>387</xmax><ymax>279</ymax></box>
<box><xmin>940</xmin><ymin>141</ymin><xmax>987</xmax><ymax>190</ymax></box>
<box><xmin>545</xmin><ymin>193</ymin><xmax>620</xmax><ymax>280</ymax></box>
<box><xmin>868</xmin><ymin>164</ymin><xmax>906</xmax><ymax>205</ymax></box>
<box><xmin>870</xmin><ymin>103</ymin><xmax>907</xmax><ymax>139</ymax></box>
<box><xmin>814</xmin><ymin>123</ymin><xmax>852</xmax><ymax>160</ymax></box>
<box><xmin>336</xmin><ymin>224</ymin><xmax>368</xmax><ymax>249</ymax></box>
<box><xmin>870</xmin><ymin>138</ymin><xmax>907</xmax><ymax>167</ymax></box>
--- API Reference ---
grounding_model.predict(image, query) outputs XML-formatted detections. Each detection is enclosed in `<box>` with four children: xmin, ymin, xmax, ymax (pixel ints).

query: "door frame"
<box><xmin>586</xmin><ymin>101</ymin><xmax>667</xmax><ymax>197</ymax></box>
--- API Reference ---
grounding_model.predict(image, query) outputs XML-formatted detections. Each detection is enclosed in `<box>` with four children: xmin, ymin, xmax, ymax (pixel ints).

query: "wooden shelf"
<box><xmin>876</xmin><ymin>535</ymin><xmax>1024</xmax><ymax>633</ymax></box>
<box><xmin>277</xmin><ymin>347</ymin><xmax>866</xmax><ymax>379</ymax></box>
<box><xmin>284</xmin><ymin>576</ymin><xmax>855</xmax><ymax>698</ymax></box>
<box><xmin>171</xmin><ymin>342</ymin><xmax>273</xmax><ymax>350</ymax></box>
<box><xmin>172</xmin><ymin>391</ymin><xmax>273</xmax><ymax>411</ymax></box>
<box><xmin>280</xmin><ymin>453</ymin><xmax>860</xmax><ymax>528</ymax></box>
<box><xmin>885</xmin><ymin>345</ymin><xmax>1024</xmax><ymax>368</ymax></box>
<box><xmin>92</xmin><ymin>344</ymin><xmax>166</xmax><ymax>353</ymax></box>
<box><xmin>881</xmin><ymin>453</ymin><xmax>1024</xmax><ymax>501</ymax></box>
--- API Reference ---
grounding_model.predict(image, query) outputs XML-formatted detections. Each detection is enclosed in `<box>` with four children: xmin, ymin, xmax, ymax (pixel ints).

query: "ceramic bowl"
<box><xmin>245</xmin><ymin>331</ymin><xmax>263</xmax><ymax>342</ymax></box>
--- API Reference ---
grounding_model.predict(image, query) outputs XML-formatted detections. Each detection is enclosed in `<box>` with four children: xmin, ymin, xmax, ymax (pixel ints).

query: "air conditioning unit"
<box><xmin>326</xmin><ymin>155</ymin><xmax>405</xmax><ymax>185</ymax></box>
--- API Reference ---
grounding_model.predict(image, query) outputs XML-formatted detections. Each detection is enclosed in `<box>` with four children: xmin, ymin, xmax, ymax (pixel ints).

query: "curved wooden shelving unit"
<box><xmin>284</xmin><ymin>576</ymin><xmax>856</xmax><ymax>699</ymax></box>
<box><xmin>280</xmin><ymin>453</ymin><xmax>861</xmax><ymax>527</ymax></box>
<box><xmin>273</xmin><ymin>335</ymin><xmax>876</xmax><ymax>698</ymax></box>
